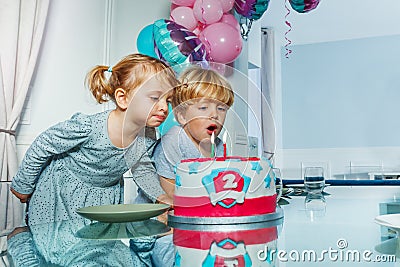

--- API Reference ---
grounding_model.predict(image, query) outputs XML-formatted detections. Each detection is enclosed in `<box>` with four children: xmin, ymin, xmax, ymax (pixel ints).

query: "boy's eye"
<box><xmin>198</xmin><ymin>106</ymin><xmax>207</xmax><ymax>110</ymax></box>
<box><xmin>218</xmin><ymin>106</ymin><xmax>227</xmax><ymax>112</ymax></box>
<box><xmin>150</xmin><ymin>96</ymin><xmax>159</xmax><ymax>101</ymax></box>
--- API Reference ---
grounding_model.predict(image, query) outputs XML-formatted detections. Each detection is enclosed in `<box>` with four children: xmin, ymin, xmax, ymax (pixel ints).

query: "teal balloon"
<box><xmin>137</xmin><ymin>24</ymin><xmax>158</xmax><ymax>58</ymax></box>
<box><xmin>158</xmin><ymin>104</ymin><xmax>179</xmax><ymax>136</ymax></box>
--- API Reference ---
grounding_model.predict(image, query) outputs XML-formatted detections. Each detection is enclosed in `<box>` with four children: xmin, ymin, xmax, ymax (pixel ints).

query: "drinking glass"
<box><xmin>303</xmin><ymin>167</ymin><xmax>325</xmax><ymax>194</ymax></box>
<box><xmin>305</xmin><ymin>193</ymin><xmax>326</xmax><ymax>219</ymax></box>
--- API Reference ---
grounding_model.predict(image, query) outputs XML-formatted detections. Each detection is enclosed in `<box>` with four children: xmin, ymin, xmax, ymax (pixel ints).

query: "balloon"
<box><xmin>199</xmin><ymin>22</ymin><xmax>242</xmax><ymax>64</ymax></box>
<box><xmin>234</xmin><ymin>0</ymin><xmax>270</xmax><ymax>20</ymax></box>
<box><xmin>218</xmin><ymin>0</ymin><xmax>235</xmax><ymax>13</ymax></box>
<box><xmin>289</xmin><ymin>0</ymin><xmax>320</xmax><ymax>13</ymax></box>
<box><xmin>170</xmin><ymin>3</ymin><xmax>179</xmax><ymax>11</ymax></box>
<box><xmin>170</xmin><ymin>6</ymin><xmax>197</xmax><ymax>31</ymax></box>
<box><xmin>136</xmin><ymin>24</ymin><xmax>157</xmax><ymax>58</ymax></box>
<box><xmin>153</xmin><ymin>19</ymin><xmax>209</xmax><ymax>69</ymax></box>
<box><xmin>193</xmin><ymin>0</ymin><xmax>223</xmax><ymax>25</ymax></box>
<box><xmin>219</xmin><ymin>13</ymin><xmax>240</xmax><ymax>31</ymax></box>
<box><xmin>171</xmin><ymin>0</ymin><xmax>196</xmax><ymax>7</ymax></box>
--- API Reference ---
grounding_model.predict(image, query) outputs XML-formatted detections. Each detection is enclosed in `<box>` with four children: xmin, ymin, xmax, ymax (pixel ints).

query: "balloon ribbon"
<box><xmin>284</xmin><ymin>0</ymin><xmax>292</xmax><ymax>58</ymax></box>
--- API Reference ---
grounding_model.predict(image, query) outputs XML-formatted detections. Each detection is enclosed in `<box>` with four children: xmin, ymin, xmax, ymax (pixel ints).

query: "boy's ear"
<box><xmin>176</xmin><ymin>110</ymin><xmax>187</xmax><ymax>125</ymax></box>
<box><xmin>115</xmin><ymin>88</ymin><xmax>129</xmax><ymax>110</ymax></box>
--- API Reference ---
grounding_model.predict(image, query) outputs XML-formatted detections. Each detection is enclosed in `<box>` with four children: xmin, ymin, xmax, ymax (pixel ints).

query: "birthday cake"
<box><xmin>173</xmin><ymin>224</ymin><xmax>279</xmax><ymax>267</ymax></box>
<box><xmin>173</xmin><ymin>157</ymin><xmax>278</xmax><ymax>217</ymax></box>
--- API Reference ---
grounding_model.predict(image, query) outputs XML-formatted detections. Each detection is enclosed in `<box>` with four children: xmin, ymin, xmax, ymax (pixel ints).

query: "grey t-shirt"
<box><xmin>153</xmin><ymin>126</ymin><xmax>223</xmax><ymax>179</ymax></box>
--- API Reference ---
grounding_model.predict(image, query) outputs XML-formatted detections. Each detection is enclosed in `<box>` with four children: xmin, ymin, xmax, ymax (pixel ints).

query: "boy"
<box><xmin>154</xmin><ymin>65</ymin><xmax>235</xmax><ymax>203</ymax></box>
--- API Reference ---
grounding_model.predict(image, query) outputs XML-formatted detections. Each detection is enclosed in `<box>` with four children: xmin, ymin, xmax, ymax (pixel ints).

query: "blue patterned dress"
<box><xmin>11</xmin><ymin>110</ymin><xmax>156</xmax><ymax>226</ymax></box>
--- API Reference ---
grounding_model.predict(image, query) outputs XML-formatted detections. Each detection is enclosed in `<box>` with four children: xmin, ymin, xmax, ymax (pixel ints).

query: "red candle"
<box><xmin>223</xmin><ymin>131</ymin><xmax>227</xmax><ymax>158</ymax></box>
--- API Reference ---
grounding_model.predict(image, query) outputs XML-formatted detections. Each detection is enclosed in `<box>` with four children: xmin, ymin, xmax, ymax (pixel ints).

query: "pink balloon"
<box><xmin>218</xmin><ymin>0</ymin><xmax>235</xmax><ymax>13</ymax></box>
<box><xmin>219</xmin><ymin>13</ymin><xmax>240</xmax><ymax>31</ymax></box>
<box><xmin>171</xmin><ymin>0</ymin><xmax>196</xmax><ymax>7</ymax></box>
<box><xmin>193</xmin><ymin>0</ymin><xmax>223</xmax><ymax>25</ymax></box>
<box><xmin>199</xmin><ymin>22</ymin><xmax>242</xmax><ymax>64</ymax></box>
<box><xmin>170</xmin><ymin>3</ymin><xmax>179</xmax><ymax>11</ymax></box>
<box><xmin>170</xmin><ymin>7</ymin><xmax>198</xmax><ymax>31</ymax></box>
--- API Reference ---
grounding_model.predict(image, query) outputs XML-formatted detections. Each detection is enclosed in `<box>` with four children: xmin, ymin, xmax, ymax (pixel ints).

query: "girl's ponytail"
<box><xmin>86</xmin><ymin>53</ymin><xmax>178</xmax><ymax>105</ymax></box>
<box><xmin>85</xmin><ymin>65</ymin><xmax>115</xmax><ymax>104</ymax></box>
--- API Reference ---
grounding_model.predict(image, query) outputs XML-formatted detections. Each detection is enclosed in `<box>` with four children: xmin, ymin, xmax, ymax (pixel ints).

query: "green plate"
<box><xmin>75</xmin><ymin>219</ymin><xmax>171</xmax><ymax>240</ymax></box>
<box><xmin>76</xmin><ymin>204</ymin><xmax>170</xmax><ymax>223</ymax></box>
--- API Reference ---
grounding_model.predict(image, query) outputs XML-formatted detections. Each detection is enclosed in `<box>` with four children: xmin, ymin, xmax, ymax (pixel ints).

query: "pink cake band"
<box><xmin>173</xmin><ymin>227</ymin><xmax>278</xmax><ymax>249</ymax></box>
<box><xmin>180</xmin><ymin>156</ymin><xmax>260</xmax><ymax>163</ymax></box>
<box><xmin>173</xmin><ymin>195</ymin><xmax>277</xmax><ymax>217</ymax></box>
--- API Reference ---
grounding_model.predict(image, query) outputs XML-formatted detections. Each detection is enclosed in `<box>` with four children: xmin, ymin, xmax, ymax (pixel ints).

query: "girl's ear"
<box><xmin>115</xmin><ymin>88</ymin><xmax>129</xmax><ymax>110</ymax></box>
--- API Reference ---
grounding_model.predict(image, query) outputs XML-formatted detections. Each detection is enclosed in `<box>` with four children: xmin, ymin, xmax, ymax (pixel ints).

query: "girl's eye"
<box><xmin>199</xmin><ymin>106</ymin><xmax>207</xmax><ymax>110</ymax></box>
<box><xmin>150</xmin><ymin>96</ymin><xmax>159</xmax><ymax>101</ymax></box>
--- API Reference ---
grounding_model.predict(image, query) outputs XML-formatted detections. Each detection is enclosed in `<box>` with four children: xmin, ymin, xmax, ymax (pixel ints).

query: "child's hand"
<box><xmin>156</xmin><ymin>194</ymin><xmax>173</xmax><ymax>207</ymax></box>
<box><xmin>157</xmin><ymin>210</ymin><xmax>169</xmax><ymax>225</ymax></box>
<box><xmin>7</xmin><ymin>226</ymin><xmax>29</xmax><ymax>240</ymax></box>
<box><xmin>10</xmin><ymin>188</ymin><xmax>32</xmax><ymax>203</ymax></box>
<box><xmin>156</xmin><ymin>194</ymin><xmax>173</xmax><ymax>226</ymax></box>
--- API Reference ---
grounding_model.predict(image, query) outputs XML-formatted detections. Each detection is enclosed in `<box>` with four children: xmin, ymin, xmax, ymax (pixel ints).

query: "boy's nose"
<box><xmin>209</xmin><ymin>108</ymin><xmax>218</xmax><ymax>119</ymax></box>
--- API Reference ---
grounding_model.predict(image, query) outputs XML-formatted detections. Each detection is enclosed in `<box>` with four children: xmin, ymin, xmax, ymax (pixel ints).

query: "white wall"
<box><xmin>257</xmin><ymin>0</ymin><xmax>400</xmax><ymax>178</ymax></box>
<box><xmin>16</xmin><ymin>0</ymin><xmax>108</xmax><ymax>159</ymax></box>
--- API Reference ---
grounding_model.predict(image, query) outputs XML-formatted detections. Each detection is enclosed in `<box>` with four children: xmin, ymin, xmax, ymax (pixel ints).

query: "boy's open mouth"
<box><xmin>207</xmin><ymin>124</ymin><xmax>217</xmax><ymax>135</ymax></box>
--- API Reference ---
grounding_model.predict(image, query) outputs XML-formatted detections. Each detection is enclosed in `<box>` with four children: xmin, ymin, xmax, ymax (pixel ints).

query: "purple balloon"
<box><xmin>289</xmin><ymin>0</ymin><xmax>320</xmax><ymax>13</ymax></box>
<box><xmin>235</xmin><ymin>0</ymin><xmax>256</xmax><ymax>18</ymax></box>
<box><xmin>234</xmin><ymin>0</ymin><xmax>270</xmax><ymax>20</ymax></box>
<box><xmin>153</xmin><ymin>19</ymin><xmax>208</xmax><ymax>67</ymax></box>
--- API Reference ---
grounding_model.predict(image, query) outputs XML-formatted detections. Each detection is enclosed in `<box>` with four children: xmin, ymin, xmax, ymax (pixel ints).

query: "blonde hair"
<box><xmin>86</xmin><ymin>54</ymin><xmax>178</xmax><ymax>104</ymax></box>
<box><xmin>172</xmin><ymin>66</ymin><xmax>234</xmax><ymax>112</ymax></box>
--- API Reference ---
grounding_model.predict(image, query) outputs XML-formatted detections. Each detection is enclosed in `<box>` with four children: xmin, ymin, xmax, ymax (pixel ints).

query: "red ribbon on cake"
<box><xmin>173</xmin><ymin>194</ymin><xmax>277</xmax><ymax>217</ymax></box>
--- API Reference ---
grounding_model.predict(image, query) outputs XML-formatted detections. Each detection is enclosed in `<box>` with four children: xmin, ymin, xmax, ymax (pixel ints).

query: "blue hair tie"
<box><xmin>107</xmin><ymin>66</ymin><xmax>112</xmax><ymax>73</ymax></box>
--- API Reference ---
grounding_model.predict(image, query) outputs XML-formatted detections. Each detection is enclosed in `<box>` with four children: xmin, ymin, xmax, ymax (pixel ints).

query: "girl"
<box><xmin>10</xmin><ymin>53</ymin><xmax>177</xmax><ymax>226</ymax></box>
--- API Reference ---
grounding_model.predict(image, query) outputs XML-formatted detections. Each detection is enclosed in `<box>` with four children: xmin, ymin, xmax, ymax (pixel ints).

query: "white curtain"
<box><xmin>0</xmin><ymin>0</ymin><xmax>50</xmax><ymax>250</ymax></box>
